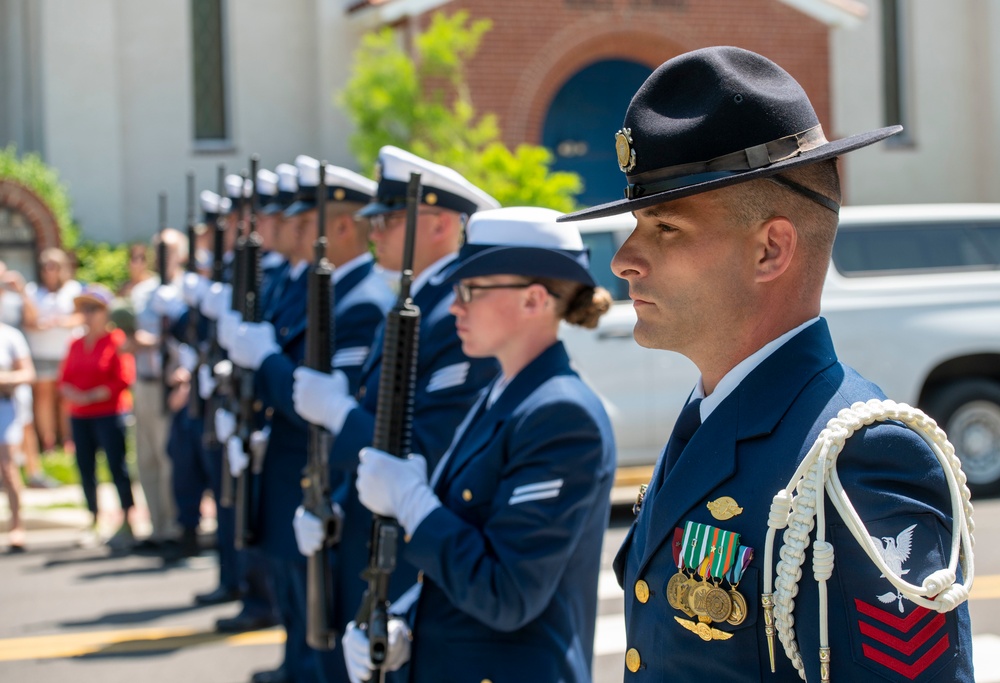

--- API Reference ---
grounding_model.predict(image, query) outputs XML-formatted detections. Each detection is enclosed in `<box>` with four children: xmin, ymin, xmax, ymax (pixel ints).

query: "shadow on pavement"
<box><xmin>74</xmin><ymin>630</ymin><xmax>234</xmax><ymax>659</ymax></box>
<box><xmin>59</xmin><ymin>602</ymin><xmax>209</xmax><ymax>628</ymax></box>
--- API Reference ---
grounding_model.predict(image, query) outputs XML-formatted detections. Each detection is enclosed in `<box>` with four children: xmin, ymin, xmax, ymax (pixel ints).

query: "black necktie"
<box><xmin>663</xmin><ymin>398</ymin><xmax>703</xmax><ymax>474</ymax></box>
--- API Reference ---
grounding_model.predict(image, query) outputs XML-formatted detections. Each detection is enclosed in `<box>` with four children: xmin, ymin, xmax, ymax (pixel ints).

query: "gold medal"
<box><xmin>666</xmin><ymin>571</ymin><xmax>686</xmax><ymax>611</ymax></box>
<box><xmin>727</xmin><ymin>589</ymin><xmax>748</xmax><ymax>626</ymax></box>
<box><xmin>706</xmin><ymin>496</ymin><xmax>743</xmax><ymax>521</ymax></box>
<box><xmin>705</xmin><ymin>585</ymin><xmax>733</xmax><ymax>623</ymax></box>
<box><xmin>678</xmin><ymin>577</ymin><xmax>697</xmax><ymax>617</ymax></box>
<box><xmin>688</xmin><ymin>582</ymin><xmax>712</xmax><ymax>618</ymax></box>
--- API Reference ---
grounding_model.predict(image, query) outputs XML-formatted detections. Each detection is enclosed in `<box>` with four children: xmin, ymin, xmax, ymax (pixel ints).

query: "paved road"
<box><xmin>2</xmin><ymin>492</ymin><xmax>999</xmax><ymax>682</ymax></box>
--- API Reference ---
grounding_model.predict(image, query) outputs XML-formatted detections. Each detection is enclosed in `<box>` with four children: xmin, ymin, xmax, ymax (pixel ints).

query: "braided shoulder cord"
<box><xmin>762</xmin><ymin>399</ymin><xmax>975</xmax><ymax>681</ymax></box>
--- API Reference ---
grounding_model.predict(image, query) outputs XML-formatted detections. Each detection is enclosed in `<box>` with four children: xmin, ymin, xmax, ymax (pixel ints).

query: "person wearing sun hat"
<box><xmin>334</xmin><ymin>206</ymin><xmax>616</xmax><ymax>683</ymax></box>
<box><xmin>290</xmin><ymin>146</ymin><xmax>501</xmax><ymax>682</ymax></box>
<box><xmin>559</xmin><ymin>46</ymin><xmax>973</xmax><ymax>681</ymax></box>
<box><xmin>58</xmin><ymin>283</ymin><xmax>137</xmax><ymax>550</ymax></box>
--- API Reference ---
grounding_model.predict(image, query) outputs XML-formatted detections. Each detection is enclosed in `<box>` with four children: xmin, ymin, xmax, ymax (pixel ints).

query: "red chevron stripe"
<box><xmin>855</xmin><ymin>598</ymin><xmax>931</xmax><ymax>632</ymax></box>
<box><xmin>859</xmin><ymin>613</ymin><xmax>945</xmax><ymax>656</ymax></box>
<box><xmin>862</xmin><ymin>634</ymin><xmax>950</xmax><ymax>680</ymax></box>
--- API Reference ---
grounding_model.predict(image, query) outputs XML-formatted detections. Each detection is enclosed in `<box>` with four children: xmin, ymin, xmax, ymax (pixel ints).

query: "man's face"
<box><xmin>610</xmin><ymin>190</ymin><xmax>758</xmax><ymax>358</ymax></box>
<box><xmin>273</xmin><ymin>214</ymin><xmax>299</xmax><ymax>258</ymax></box>
<box><xmin>368</xmin><ymin>208</ymin><xmax>443</xmax><ymax>272</ymax></box>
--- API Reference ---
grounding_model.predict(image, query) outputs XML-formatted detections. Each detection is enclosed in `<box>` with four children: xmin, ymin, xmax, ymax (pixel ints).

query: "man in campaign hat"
<box><xmin>561</xmin><ymin>46</ymin><xmax>974</xmax><ymax>681</ymax></box>
<box><xmin>291</xmin><ymin>146</ymin><xmax>501</xmax><ymax>682</ymax></box>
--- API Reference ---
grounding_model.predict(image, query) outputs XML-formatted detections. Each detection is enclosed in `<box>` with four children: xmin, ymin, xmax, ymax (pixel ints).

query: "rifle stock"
<box><xmin>304</xmin><ymin>162</ymin><xmax>342</xmax><ymax>651</ymax></box>
<box><xmin>355</xmin><ymin>173</ymin><xmax>422</xmax><ymax>678</ymax></box>
<box><xmin>234</xmin><ymin>158</ymin><xmax>263</xmax><ymax>550</ymax></box>
<box><xmin>157</xmin><ymin>192</ymin><xmax>170</xmax><ymax>415</ymax></box>
<box><xmin>185</xmin><ymin>171</ymin><xmax>203</xmax><ymax>419</ymax></box>
<box><xmin>203</xmin><ymin>164</ymin><xmax>227</xmax><ymax>450</ymax></box>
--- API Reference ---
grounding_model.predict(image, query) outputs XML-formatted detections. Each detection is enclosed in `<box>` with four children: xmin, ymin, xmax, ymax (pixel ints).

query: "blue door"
<box><xmin>542</xmin><ymin>60</ymin><xmax>652</xmax><ymax>208</ymax></box>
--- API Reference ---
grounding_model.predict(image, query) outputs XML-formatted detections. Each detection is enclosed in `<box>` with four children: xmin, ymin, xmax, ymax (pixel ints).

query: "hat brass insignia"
<box><xmin>615</xmin><ymin>128</ymin><xmax>637</xmax><ymax>173</ymax></box>
<box><xmin>374</xmin><ymin>162</ymin><xmax>382</xmax><ymax>183</ymax></box>
<box><xmin>707</xmin><ymin>496</ymin><xmax>743</xmax><ymax>521</ymax></box>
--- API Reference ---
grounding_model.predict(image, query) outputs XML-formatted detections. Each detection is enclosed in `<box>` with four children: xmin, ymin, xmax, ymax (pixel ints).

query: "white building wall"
<box><xmin>28</xmin><ymin>0</ymin><xmax>369</xmax><ymax>243</ymax></box>
<box><xmin>831</xmin><ymin>0</ymin><xmax>1000</xmax><ymax>205</ymax></box>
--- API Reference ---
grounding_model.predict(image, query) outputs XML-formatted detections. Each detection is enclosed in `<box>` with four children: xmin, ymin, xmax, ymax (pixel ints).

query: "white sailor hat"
<box><xmin>225</xmin><ymin>174</ymin><xmax>252</xmax><ymax>210</ymax></box>
<box><xmin>285</xmin><ymin>155</ymin><xmax>377</xmax><ymax>218</ymax></box>
<box><xmin>256</xmin><ymin>169</ymin><xmax>281</xmax><ymax>216</ymax></box>
<box><xmin>262</xmin><ymin>163</ymin><xmax>299</xmax><ymax>216</ymax></box>
<box><xmin>438</xmin><ymin>206</ymin><xmax>595</xmax><ymax>287</ymax></box>
<box><xmin>357</xmin><ymin>146</ymin><xmax>499</xmax><ymax>218</ymax></box>
<box><xmin>200</xmin><ymin>190</ymin><xmax>232</xmax><ymax>222</ymax></box>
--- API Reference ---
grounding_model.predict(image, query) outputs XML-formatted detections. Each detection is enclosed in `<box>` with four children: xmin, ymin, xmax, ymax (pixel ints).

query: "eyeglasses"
<box><xmin>78</xmin><ymin>304</ymin><xmax>103</xmax><ymax>314</ymax></box>
<box><xmin>453</xmin><ymin>282</ymin><xmax>559</xmax><ymax>304</ymax></box>
<box><xmin>369</xmin><ymin>209</ymin><xmax>441</xmax><ymax>234</ymax></box>
<box><xmin>41</xmin><ymin>262</ymin><xmax>60</xmax><ymax>271</ymax></box>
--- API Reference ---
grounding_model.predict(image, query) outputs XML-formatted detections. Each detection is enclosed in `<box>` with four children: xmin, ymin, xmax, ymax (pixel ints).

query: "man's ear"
<box><xmin>755</xmin><ymin>216</ymin><xmax>797</xmax><ymax>283</ymax></box>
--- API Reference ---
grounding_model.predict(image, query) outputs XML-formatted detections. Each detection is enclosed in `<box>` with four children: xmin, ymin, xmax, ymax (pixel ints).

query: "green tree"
<box><xmin>339</xmin><ymin>11</ymin><xmax>582</xmax><ymax>211</ymax></box>
<box><xmin>0</xmin><ymin>145</ymin><xmax>129</xmax><ymax>289</ymax></box>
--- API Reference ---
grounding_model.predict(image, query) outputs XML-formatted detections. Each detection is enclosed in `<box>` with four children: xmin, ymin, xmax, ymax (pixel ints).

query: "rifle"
<box><xmin>233</xmin><ymin>158</ymin><xmax>263</xmax><ymax>549</ymax></box>
<box><xmin>202</xmin><ymin>165</ymin><xmax>226</xmax><ymax>448</ymax></box>
<box><xmin>304</xmin><ymin>162</ymin><xmax>343</xmax><ymax>651</ymax></box>
<box><xmin>355</xmin><ymin>172</ymin><xmax>422</xmax><ymax>679</ymax></box>
<box><xmin>157</xmin><ymin>192</ymin><xmax>170</xmax><ymax>414</ymax></box>
<box><xmin>185</xmin><ymin>171</ymin><xmax>203</xmax><ymax>419</ymax></box>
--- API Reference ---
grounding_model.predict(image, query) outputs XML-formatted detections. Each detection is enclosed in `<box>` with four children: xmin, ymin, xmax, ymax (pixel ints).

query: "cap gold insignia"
<box><xmin>374</xmin><ymin>162</ymin><xmax>383</xmax><ymax>183</ymax></box>
<box><xmin>334</xmin><ymin>188</ymin><xmax>345</xmax><ymax>201</ymax></box>
<box><xmin>615</xmin><ymin>128</ymin><xmax>636</xmax><ymax>173</ymax></box>
<box><xmin>425</xmin><ymin>192</ymin><xmax>438</xmax><ymax>205</ymax></box>
<box><xmin>707</xmin><ymin>496</ymin><xmax>743</xmax><ymax>521</ymax></box>
<box><xmin>674</xmin><ymin>616</ymin><xmax>733</xmax><ymax>641</ymax></box>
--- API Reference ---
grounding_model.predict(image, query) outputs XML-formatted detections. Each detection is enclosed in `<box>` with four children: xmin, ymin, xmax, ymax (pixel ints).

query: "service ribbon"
<box><xmin>672</xmin><ymin>527</ymin><xmax>685</xmax><ymax>569</ymax></box>
<box><xmin>726</xmin><ymin>545</ymin><xmax>754</xmax><ymax>585</ymax></box>
<box><xmin>682</xmin><ymin>521</ymin><xmax>742</xmax><ymax>580</ymax></box>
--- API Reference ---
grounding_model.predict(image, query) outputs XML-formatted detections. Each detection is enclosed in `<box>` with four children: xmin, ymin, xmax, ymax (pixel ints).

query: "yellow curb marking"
<box><xmin>0</xmin><ymin>626</ymin><xmax>284</xmax><ymax>662</ymax></box>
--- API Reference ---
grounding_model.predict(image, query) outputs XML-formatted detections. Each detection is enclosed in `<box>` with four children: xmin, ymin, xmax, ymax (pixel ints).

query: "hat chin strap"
<box><xmin>762</xmin><ymin>399</ymin><xmax>975</xmax><ymax>682</ymax></box>
<box><xmin>766</xmin><ymin>176</ymin><xmax>841</xmax><ymax>214</ymax></box>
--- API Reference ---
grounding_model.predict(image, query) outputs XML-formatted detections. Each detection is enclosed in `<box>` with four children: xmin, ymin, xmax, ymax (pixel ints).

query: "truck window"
<box><xmin>832</xmin><ymin>223</ymin><xmax>1000</xmax><ymax>276</ymax></box>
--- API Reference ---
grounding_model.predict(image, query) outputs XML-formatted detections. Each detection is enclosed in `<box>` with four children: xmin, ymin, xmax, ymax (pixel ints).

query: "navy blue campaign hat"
<box><xmin>560</xmin><ymin>46</ymin><xmax>902</xmax><ymax>221</ymax></box>
<box><xmin>438</xmin><ymin>207</ymin><xmax>596</xmax><ymax>287</ymax></box>
<box><xmin>199</xmin><ymin>190</ymin><xmax>231</xmax><ymax>224</ymax></box>
<box><xmin>285</xmin><ymin>155</ymin><xmax>376</xmax><ymax>218</ymax></box>
<box><xmin>261</xmin><ymin>163</ymin><xmax>299</xmax><ymax>216</ymax></box>
<box><xmin>357</xmin><ymin>146</ymin><xmax>499</xmax><ymax>218</ymax></box>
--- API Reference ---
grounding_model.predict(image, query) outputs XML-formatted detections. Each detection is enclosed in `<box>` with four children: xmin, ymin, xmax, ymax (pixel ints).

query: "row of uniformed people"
<box><xmin>151</xmin><ymin>145</ymin><xmax>620</xmax><ymax>683</ymax></box>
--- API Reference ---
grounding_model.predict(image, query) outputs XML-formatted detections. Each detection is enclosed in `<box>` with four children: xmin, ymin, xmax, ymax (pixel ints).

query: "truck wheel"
<box><xmin>924</xmin><ymin>379</ymin><xmax>1000</xmax><ymax>497</ymax></box>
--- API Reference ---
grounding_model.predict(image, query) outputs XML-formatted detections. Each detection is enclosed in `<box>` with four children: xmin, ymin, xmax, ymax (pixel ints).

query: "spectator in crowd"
<box><xmin>21</xmin><ymin>248</ymin><xmax>83</xmax><ymax>455</ymax></box>
<box><xmin>0</xmin><ymin>320</ymin><xmax>36</xmax><ymax>553</ymax></box>
<box><xmin>117</xmin><ymin>244</ymin><xmax>154</xmax><ymax>299</ymax></box>
<box><xmin>58</xmin><ymin>284</ymin><xmax>137</xmax><ymax>550</ymax></box>
<box><xmin>128</xmin><ymin>228</ymin><xmax>187</xmax><ymax>551</ymax></box>
<box><xmin>0</xmin><ymin>263</ymin><xmax>53</xmax><ymax>489</ymax></box>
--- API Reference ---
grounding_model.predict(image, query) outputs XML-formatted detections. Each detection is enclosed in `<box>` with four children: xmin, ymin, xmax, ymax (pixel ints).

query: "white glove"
<box><xmin>226</xmin><ymin>435</ymin><xmax>248</xmax><ymax>478</ymax></box>
<box><xmin>177</xmin><ymin>344</ymin><xmax>198</xmax><ymax>373</ymax></box>
<box><xmin>357</xmin><ymin>448</ymin><xmax>441</xmax><ymax>536</ymax></box>
<box><xmin>198</xmin><ymin>363</ymin><xmax>217</xmax><ymax>399</ymax></box>
<box><xmin>292</xmin><ymin>367</ymin><xmax>355</xmax><ymax>435</ymax></box>
<box><xmin>217</xmin><ymin>310</ymin><xmax>241</xmax><ymax>351</ymax></box>
<box><xmin>215</xmin><ymin>408</ymin><xmax>236</xmax><ymax>442</ymax></box>
<box><xmin>150</xmin><ymin>284</ymin><xmax>187</xmax><ymax>320</ymax></box>
<box><xmin>343</xmin><ymin>619</ymin><xmax>411</xmax><ymax>683</ymax></box>
<box><xmin>229</xmin><ymin>321</ymin><xmax>279</xmax><ymax>370</ymax></box>
<box><xmin>200</xmin><ymin>282</ymin><xmax>232</xmax><ymax>320</ymax></box>
<box><xmin>181</xmin><ymin>272</ymin><xmax>209</xmax><ymax>307</ymax></box>
<box><xmin>293</xmin><ymin>506</ymin><xmax>325</xmax><ymax>557</ymax></box>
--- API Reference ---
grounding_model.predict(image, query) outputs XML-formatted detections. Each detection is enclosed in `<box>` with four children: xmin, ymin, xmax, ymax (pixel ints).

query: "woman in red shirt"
<box><xmin>58</xmin><ymin>284</ymin><xmax>137</xmax><ymax>550</ymax></box>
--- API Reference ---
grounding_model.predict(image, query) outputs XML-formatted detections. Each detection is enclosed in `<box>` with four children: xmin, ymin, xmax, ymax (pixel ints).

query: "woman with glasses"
<box><xmin>117</xmin><ymin>244</ymin><xmax>154</xmax><ymax>298</ymax></box>
<box><xmin>58</xmin><ymin>284</ymin><xmax>137</xmax><ymax>549</ymax></box>
<box><xmin>21</xmin><ymin>248</ymin><xmax>83</xmax><ymax>455</ymax></box>
<box><xmin>348</xmin><ymin>207</ymin><xmax>617</xmax><ymax>683</ymax></box>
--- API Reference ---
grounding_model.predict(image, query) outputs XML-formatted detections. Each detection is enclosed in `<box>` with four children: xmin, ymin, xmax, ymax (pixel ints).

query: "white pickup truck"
<box><xmin>562</xmin><ymin>204</ymin><xmax>1000</xmax><ymax>495</ymax></box>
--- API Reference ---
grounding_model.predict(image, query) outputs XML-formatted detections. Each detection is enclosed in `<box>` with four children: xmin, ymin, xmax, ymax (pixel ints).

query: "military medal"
<box><xmin>666</xmin><ymin>527</ymin><xmax>689</xmax><ymax>611</ymax></box>
<box><xmin>724</xmin><ymin>545</ymin><xmax>754</xmax><ymax>626</ymax></box>
<box><xmin>680</xmin><ymin>522</ymin><xmax>741</xmax><ymax>623</ymax></box>
<box><xmin>705</xmin><ymin>585</ymin><xmax>733</xmax><ymax>622</ymax></box>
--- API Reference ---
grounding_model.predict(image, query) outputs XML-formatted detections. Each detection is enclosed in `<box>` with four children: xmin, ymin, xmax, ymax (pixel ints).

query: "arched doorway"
<box><xmin>0</xmin><ymin>179</ymin><xmax>61</xmax><ymax>280</ymax></box>
<box><xmin>542</xmin><ymin>59</ymin><xmax>652</xmax><ymax>208</ymax></box>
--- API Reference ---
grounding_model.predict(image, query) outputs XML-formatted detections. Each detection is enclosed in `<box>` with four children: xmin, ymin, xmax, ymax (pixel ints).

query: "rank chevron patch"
<box><xmin>854</xmin><ymin>599</ymin><xmax>949</xmax><ymax>680</ymax></box>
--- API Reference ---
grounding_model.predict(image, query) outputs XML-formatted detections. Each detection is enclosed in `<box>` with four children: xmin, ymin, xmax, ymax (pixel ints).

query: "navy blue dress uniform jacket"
<box><xmin>327</xmin><ymin>273</ymin><xmax>499</xmax><ymax>631</ymax></box>
<box><xmin>255</xmin><ymin>258</ymin><xmax>392</xmax><ymax>559</ymax></box>
<box><xmin>401</xmin><ymin>341</ymin><xmax>616</xmax><ymax>683</ymax></box>
<box><xmin>614</xmin><ymin>319</ymin><xmax>973</xmax><ymax>682</ymax></box>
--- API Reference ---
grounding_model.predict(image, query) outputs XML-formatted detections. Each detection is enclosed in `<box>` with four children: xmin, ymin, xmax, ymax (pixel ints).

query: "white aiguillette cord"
<box><xmin>761</xmin><ymin>399</ymin><xmax>975</xmax><ymax>682</ymax></box>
